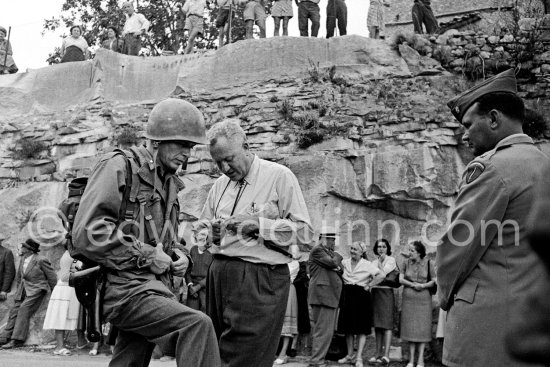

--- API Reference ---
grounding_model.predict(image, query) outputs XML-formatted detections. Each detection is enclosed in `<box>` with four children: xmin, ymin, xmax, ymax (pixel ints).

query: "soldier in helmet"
<box><xmin>72</xmin><ymin>98</ymin><xmax>220</xmax><ymax>367</ymax></box>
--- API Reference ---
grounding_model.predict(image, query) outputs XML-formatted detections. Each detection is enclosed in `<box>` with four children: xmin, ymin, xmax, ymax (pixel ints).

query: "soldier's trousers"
<box><xmin>412</xmin><ymin>1</ymin><xmax>438</xmax><ymax>34</ymax></box>
<box><xmin>108</xmin><ymin>292</ymin><xmax>220</xmax><ymax>367</ymax></box>
<box><xmin>207</xmin><ymin>255</ymin><xmax>290</xmax><ymax>367</ymax></box>
<box><xmin>326</xmin><ymin>0</ymin><xmax>347</xmax><ymax>38</ymax></box>
<box><xmin>1</xmin><ymin>289</ymin><xmax>46</xmax><ymax>342</ymax></box>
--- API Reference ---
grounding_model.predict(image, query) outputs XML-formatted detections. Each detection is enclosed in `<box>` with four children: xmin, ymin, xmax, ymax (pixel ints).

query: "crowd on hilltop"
<box><xmin>0</xmin><ymin>0</ymin><xmax>440</xmax><ymax>72</ymax></box>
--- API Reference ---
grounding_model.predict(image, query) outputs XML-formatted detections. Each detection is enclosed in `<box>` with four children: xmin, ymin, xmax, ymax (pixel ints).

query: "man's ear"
<box><xmin>243</xmin><ymin>141</ymin><xmax>250</xmax><ymax>151</ymax></box>
<box><xmin>489</xmin><ymin>110</ymin><xmax>500</xmax><ymax>129</ymax></box>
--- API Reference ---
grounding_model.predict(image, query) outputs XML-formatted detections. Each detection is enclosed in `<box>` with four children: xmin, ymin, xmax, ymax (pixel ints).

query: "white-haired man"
<box><xmin>198</xmin><ymin>120</ymin><xmax>314</xmax><ymax>367</ymax></box>
<box><xmin>121</xmin><ymin>1</ymin><xmax>150</xmax><ymax>55</ymax></box>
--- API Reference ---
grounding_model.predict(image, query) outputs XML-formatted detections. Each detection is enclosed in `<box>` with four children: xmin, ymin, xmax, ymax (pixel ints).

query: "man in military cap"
<box><xmin>307</xmin><ymin>226</ymin><xmax>343</xmax><ymax>367</ymax></box>
<box><xmin>73</xmin><ymin>98</ymin><xmax>220</xmax><ymax>366</ymax></box>
<box><xmin>436</xmin><ymin>69</ymin><xmax>550</xmax><ymax>367</ymax></box>
<box><xmin>0</xmin><ymin>233</ymin><xmax>15</xmax><ymax>302</ymax></box>
<box><xmin>0</xmin><ymin>238</ymin><xmax>57</xmax><ymax>348</ymax></box>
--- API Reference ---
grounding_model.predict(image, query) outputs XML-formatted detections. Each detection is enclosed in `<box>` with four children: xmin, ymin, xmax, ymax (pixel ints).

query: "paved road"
<box><xmin>0</xmin><ymin>349</ymin><xmax>310</xmax><ymax>367</ymax></box>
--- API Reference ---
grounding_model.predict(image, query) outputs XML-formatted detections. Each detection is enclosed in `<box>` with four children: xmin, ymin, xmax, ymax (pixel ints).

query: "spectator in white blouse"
<box><xmin>60</xmin><ymin>25</ymin><xmax>89</xmax><ymax>63</ymax></box>
<box><xmin>337</xmin><ymin>241</ymin><xmax>383</xmax><ymax>367</ymax></box>
<box><xmin>369</xmin><ymin>239</ymin><xmax>398</xmax><ymax>365</ymax></box>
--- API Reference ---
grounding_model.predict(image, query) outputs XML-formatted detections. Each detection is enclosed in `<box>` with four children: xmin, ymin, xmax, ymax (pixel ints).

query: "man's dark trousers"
<box><xmin>2</xmin><ymin>289</ymin><xmax>46</xmax><ymax>342</ymax></box>
<box><xmin>124</xmin><ymin>34</ymin><xmax>141</xmax><ymax>55</ymax></box>
<box><xmin>309</xmin><ymin>305</ymin><xmax>338</xmax><ymax>364</ymax></box>
<box><xmin>412</xmin><ymin>0</ymin><xmax>438</xmax><ymax>34</ymax></box>
<box><xmin>107</xmin><ymin>290</ymin><xmax>220</xmax><ymax>367</ymax></box>
<box><xmin>326</xmin><ymin>0</ymin><xmax>347</xmax><ymax>38</ymax></box>
<box><xmin>207</xmin><ymin>256</ymin><xmax>290</xmax><ymax>367</ymax></box>
<box><xmin>298</xmin><ymin>1</ymin><xmax>321</xmax><ymax>37</ymax></box>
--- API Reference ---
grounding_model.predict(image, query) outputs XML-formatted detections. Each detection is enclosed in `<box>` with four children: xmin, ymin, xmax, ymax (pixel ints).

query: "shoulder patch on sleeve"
<box><xmin>466</xmin><ymin>161</ymin><xmax>485</xmax><ymax>184</ymax></box>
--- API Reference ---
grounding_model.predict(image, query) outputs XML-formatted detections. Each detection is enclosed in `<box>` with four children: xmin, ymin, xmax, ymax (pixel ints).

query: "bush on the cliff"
<box><xmin>10</xmin><ymin>138</ymin><xmax>49</xmax><ymax>160</ymax></box>
<box><xmin>115</xmin><ymin>126</ymin><xmax>140</xmax><ymax>147</ymax></box>
<box><xmin>523</xmin><ymin>107</ymin><xmax>548</xmax><ymax>139</ymax></box>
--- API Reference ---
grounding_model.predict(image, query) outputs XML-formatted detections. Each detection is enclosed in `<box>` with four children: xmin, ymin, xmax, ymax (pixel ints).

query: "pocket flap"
<box><xmin>454</xmin><ymin>278</ymin><xmax>479</xmax><ymax>304</ymax></box>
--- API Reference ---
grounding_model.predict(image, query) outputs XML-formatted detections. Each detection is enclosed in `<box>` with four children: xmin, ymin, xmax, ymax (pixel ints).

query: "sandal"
<box><xmin>379</xmin><ymin>356</ymin><xmax>390</xmax><ymax>365</ymax></box>
<box><xmin>89</xmin><ymin>349</ymin><xmax>98</xmax><ymax>356</ymax></box>
<box><xmin>338</xmin><ymin>354</ymin><xmax>356</xmax><ymax>364</ymax></box>
<box><xmin>368</xmin><ymin>357</ymin><xmax>379</xmax><ymax>364</ymax></box>
<box><xmin>53</xmin><ymin>348</ymin><xmax>72</xmax><ymax>356</ymax></box>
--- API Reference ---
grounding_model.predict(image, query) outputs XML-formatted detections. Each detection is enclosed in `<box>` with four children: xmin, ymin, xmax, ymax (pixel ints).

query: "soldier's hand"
<box><xmin>149</xmin><ymin>245</ymin><xmax>173</xmax><ymax>275</ymax></box>
<box><xmin>171</xmin><ymin>249</ymin><xmax>189</xmax><ymax>277</ymax></box>
<box><xmin>224</xmin><ymin>214</ymin><xmax>259</xmax><ymax>238</ymax></box>
<box><xmin>0</xmin><ymin>291</ymin><xmax>7</xmax><ymax>301</ymax></box>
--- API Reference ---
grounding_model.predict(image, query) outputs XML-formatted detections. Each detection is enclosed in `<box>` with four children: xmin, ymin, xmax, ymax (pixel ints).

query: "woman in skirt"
<box><xmin>272</xmin><ymin>0</ymin><xmax>293</xmax><ymax>36</ymax></box>
<box><xmin>43</xmin><ymin>249</ymin><xmax>82</xmax><ymax>355</ymax></box>
<box><xmin>369</xmin><ymin>238</ymin><xmax>397</xmax><ymax>365</ymax></box>
<box><xmin>274</xmin><ymin>260</ymin><xmax>300</xmax><ymax>364</ymax></box>
<box><xmin>337</xmin><ymin>242</ymin><xmax>382</xmax><ymax>367</ymax></box>
<box><xmin>399</xmin><ymin>241</ymin><xmax>436</xmax><ymax>367</ymax></box>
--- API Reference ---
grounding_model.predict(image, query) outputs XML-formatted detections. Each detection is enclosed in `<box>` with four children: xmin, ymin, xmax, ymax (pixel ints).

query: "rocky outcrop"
<box><xmin>0</xmin><ymin>35</ymin><xmax>548</xmax><ymax>344</ymax></box>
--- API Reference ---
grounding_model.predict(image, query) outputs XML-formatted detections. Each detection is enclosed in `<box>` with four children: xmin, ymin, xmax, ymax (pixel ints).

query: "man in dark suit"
<box><xmin>308</xmin><ymin>226</ymin><xmax>343</xmax><ymax>367</ymax></box>
<box><xmin>0</xmin><ymin>238</ymin><xmax>57</xmax><ymax>348</ymax></box>
<box><xmin>0</xmin><ymin>233</ymin><xmax>15</xmax><ymax>302</ymax></box>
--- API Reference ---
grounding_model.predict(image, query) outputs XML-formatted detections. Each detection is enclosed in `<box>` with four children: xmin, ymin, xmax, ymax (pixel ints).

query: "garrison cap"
<box><xmin>447</xmin><ymin>69</ymin><xmax>517</xmax><ymax>122</ymax></box>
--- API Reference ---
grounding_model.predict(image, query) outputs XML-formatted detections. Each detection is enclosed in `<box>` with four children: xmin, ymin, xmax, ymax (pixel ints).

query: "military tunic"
<box><xmin>436</xmin><ymin>134</ymin><xmax>549</xmax><ymax>367</ymax></box>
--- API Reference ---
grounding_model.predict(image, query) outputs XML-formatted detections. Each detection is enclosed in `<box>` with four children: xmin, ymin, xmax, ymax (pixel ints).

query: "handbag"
<box><xmin>427</xmin><ymin>259</ymin><xmax>437</xmax><ymax>296</ymax></box>
<box><xmin>380</xmin><ymin>268</ymin><xmax>401</xmax><ymax>288</ymax></box>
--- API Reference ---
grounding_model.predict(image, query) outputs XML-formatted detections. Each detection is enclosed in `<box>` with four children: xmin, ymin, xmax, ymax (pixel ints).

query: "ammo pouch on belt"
<box><xmin>69</xmin><ymin>265</ymin><xmax>103</xmax><ymax>342</ymax></box>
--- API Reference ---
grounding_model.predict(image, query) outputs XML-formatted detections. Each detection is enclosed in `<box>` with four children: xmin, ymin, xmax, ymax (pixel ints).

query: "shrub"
<box><xmin>308</xmin><ymin>59</ymin><xmax>321</xmax><ymax>82</ymax></box>
<box><xmin>293</xmin><ymin>111</ymin><xmax>318</xmax><ymax>129</ymax></box>
<box><xmin>115</xmin><ymin>126</ymin><xmax>140</xmax><ymax>147</ymax></box>
<box><xmin>523</xmin><ymin>107</ymin><xmax>548</xmax><ymax>139</ymax></box>
<box><xmin>270</xmin><ymin>95</ymin><xmax>280</xmax><ymax>103</ymax></box>
<box><xmin>10</xmin><ymin>138</ymin><xmax>49</xmax><ymax>159</ymax></box>
<box><xmin>297</xmin><ymin>129</ymin><xmax>325</xmax><ymax>149</ymax></box>
<box><xmin>277</xmin><ymin>98</ymin><xmax>294</xmax><ymax>121</ymax></box>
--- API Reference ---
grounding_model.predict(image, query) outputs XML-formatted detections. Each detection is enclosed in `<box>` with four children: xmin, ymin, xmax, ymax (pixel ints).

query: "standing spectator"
<box><xmin>399</xmin><ymin>241</ymin><xmax>435</xmax><ymax>367</ymax></box>
<box><xmin>121</xmin><ymin>1</ymin><xmax>151</xmax><ymax>56</ymax></box>
<box><xmin>412</xmin><ymin>0</ymin><xmax>438</xmax><ymax>34</ymax></box>
<box><xmin>216</xmin><ymin>0</ymin><xmax>234</xmax><ymax>47</ymax></box>
<box><xmin>60</xmin><ymin>25</ymin><xmax>89</xmax><ymax>63</ymax></box>
<box><xmin>308</xmin><ymin>227</ymin><xmax>343</xmax><ymax>367</ymax></box>
<box><xmin>243</xmin><ymin>0</ymin><xmax>267</xmax><ymax>39</ymax></box>
<box><xmin>337</xmin><ymin>241</ymin><xmax>381</xmax><ymax>367</ymax></box>
<box><xmin>101</xmin><ymin>26</ymin><xmax>124</xmax><ymax>53</ymax></box>
<box><xmin>43</xmin><ymin>249</ymin><xmax>85</xmax><ymax>356</ymax></box>
<box><xmin>438</xmin><ymin>69</ymin><xmax>550</xmax><ymax>367</ymax></box>
<box><xmin>186</xmin><ymin>226</ymin><xmax>213</xmax><ymax>313</ymax></box>
<box><xmin>367</xmin><ymin>0</ymin><xmax>389</xmax><ymax>39</ymax></box>
<box><xmin>293</xmin><ymin>257</ymin><xmax>310</xmax><ymax>352</ymax></box>
<box><xmin>0</xmin><ymin>238</ymin><xmax>57</xmax><ymax>349</ymax></box>
<box><xmin>182</xmin><ymin>0</ymin><xmax>209</xmax><ymax>54</ymax></box>
<box><xmin>0</xmin><ymin>26</ymin><xmax>18</xmax><ymax>74</ymax></box>
<box><xmin>369</xmin><ymin>238</ymin><xmax>397</xmax><ymax>365</ymax></box>
<box><xmin>296</xmin><ymin>0</ymin><xmax>320</xmax><ymax>37</ymax></box>
<box><xmin>274</xmin><ymin>259</ymin><xmax>300</xmax><ymax>365</ymax></box>
<box><xmin>326</xmin><ymin>0</ymin><xmax>347</xmax><ymax>38</ymax></box>
<box><xmin>0</xmin><ymin>233</ymin><xmax>15</xmax><ymax>301</ymax></box>
<box><xmin>198</xmin><ymin>119</ymin><xmax>314</xmax><ymax>367</ymax></box>
<box><xmin>272</xmin><ymin>0</ymin><xmax>294</xmax><ymax>36</ymax></box>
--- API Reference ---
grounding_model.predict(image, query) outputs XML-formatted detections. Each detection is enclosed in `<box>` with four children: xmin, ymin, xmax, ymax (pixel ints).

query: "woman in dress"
<box><xmin>272</xmin><ymin>0</ymin><xmax>293</xmax><ymax>36</ymax></box>
<box><xmin>274</xmin><ymin>259</ymin><xmax>300</xmax><ymax>364</ymax></box>
<box><xmin>0</xmin><ymin>26</ymin><xmax>18</xmax><ymax>74</ymax></box>
<box><xmin>43</xmin><ymin>249</ymin><xmax>85</xmax><ymax>355</ymax></box>
<box><xmin>101</xmin><ymin>26</ymin><xmax>124</xmax><ymax>53</ymax></box>
<box><xmin>367</xmin><ymin>0</ymin><xmax>390</xmax><ymax>39</ymax></box>
<box><xmin>399</xmin><ymin>241</ymin><xmax>436</xmax><ymax>367</ymax></box>
<box><xmin>337</xmin><ymin>242</ymin><xmax>382</xmax><ymax>367</ymax></box>
<box><xmin>369</xmin><ymin>238</ymin><xmax>398</xmax><ymax>365</ymax></box>
<box><xmin>60</xmin><ymin>25</ymin><xmax>89</xmax><ymax>63</ymax></box>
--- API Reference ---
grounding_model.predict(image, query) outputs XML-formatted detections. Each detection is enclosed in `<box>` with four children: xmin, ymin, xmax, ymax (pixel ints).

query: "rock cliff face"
<box><xmin>0</xmin><ymin>35</ymin><xmax>548</xmax><ymax>344</ymax></box>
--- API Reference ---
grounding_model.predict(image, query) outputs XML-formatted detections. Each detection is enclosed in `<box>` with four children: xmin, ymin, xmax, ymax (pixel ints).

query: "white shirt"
<box><xmin>288</xmin><ymin>260</ymin><xmax>300</xmax><ymax>283</ymax></box>
<box><xmin>23</xmin><ymin>254</ymin><xmax>35</xmax><ymax>274</ymax></box>
<box><xmin>341</xmin><ymin>258</ymin><xmax>380</xmax><ymax>287</ymax></box>
<box><xmin>122</xmin><ymin>12</ymin><xmax>151</xmax><ymax>35</ymax></box>
<box><xmin>371</xmin><ymin>255</ymin><xmax>397</xmax><ymax>289</ymax></box>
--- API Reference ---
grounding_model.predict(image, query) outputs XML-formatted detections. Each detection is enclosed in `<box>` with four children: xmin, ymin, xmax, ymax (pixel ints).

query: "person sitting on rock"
<box><xmin>243</xmin><ymin>0</ymin><xmax>267</xmax><ymax>39</ymax></box>
<box><xmin>182</xmin><ymin>0</ymin><xmax>210</xmax><ymax>54</ymax></box>
<box><xmin>0</xmin><ymin>238</ymin><xmax>57</xmax><ymax>349</ymax></box>
<box><xmin>0</xmin><ymin>26</ymin><xmax>18</xmax><ymax>74</ymax></box>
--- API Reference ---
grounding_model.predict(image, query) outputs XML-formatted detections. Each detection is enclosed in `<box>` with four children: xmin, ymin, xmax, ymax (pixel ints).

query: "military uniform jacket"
<box><xmin>14</xmin><ymin>254</ymin><xmax>57</xmax><ymax>301</ymax></box>
<box><xmin>436</xmin><ymin>134</ymin><xmax>549</xmax><ymax>367</ymax></box>
<box><xmin>308</xmin><ymin>244</ymin><xmax>343</xmax><ymax>309</ymax></box>
<box><xmin>73</xmin><ymin>147</ymin><xmax>184</xmax><ymax>320</ymax></box>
